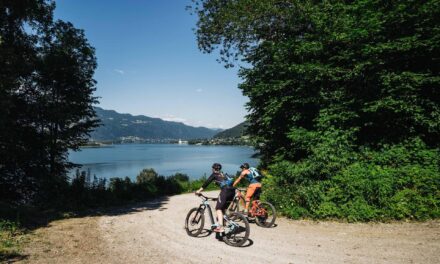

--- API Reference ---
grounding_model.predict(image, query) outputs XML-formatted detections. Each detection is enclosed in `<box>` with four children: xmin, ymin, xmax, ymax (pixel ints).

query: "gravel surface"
<box><xmin>21</xmin><ymin>191</ymin><xmax>440</xmax><ymax>264</ymax></box>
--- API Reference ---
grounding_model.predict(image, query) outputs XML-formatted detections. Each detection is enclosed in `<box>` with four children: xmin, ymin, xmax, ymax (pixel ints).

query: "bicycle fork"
<box><xmin>196</xmin><ymin>200</ymin><xmax>218</xmax><ymax>229</ymax></box>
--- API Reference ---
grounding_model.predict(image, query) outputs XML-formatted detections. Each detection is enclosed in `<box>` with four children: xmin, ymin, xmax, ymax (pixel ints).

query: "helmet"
<box><xmin>240</xmin><ymin>163</ymin><xmax>250</xmax><ymax>169</ymax></box>
<box><xmin>212</xmin><ymin>163</ymin><xmax>222</xmax><ymax>171</ymax></box>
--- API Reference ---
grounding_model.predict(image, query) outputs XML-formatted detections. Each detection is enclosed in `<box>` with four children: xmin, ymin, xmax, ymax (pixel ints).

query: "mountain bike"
<box><xmin>185</xmin><ymin>193</ymin><xmax>250</xmax><ymax>247</ymax></box>
<box><xmin>227</xmin><ymin>188</ymin><xmax>276</xmax><ymax>228</ymax></box>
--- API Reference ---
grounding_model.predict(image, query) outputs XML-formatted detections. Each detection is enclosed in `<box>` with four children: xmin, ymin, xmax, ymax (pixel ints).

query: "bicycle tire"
<box><xmin>185</xmin><ymin>207</ymin><xmax>205</xmax><ymax>237</ymax></box>
<box><xmin>255</xmin><ymin>201</ymin><xmax>276</xmax><ymax>228</ymax></box>
<box><xmin>222</xmin><ymin>212</ymin><xmax>250</xmax><ymax>247</ymax></box>
<box><xmin>236</xmin><ymin>195</ymin><xmax>246</xmax><ymax>213</ymax></box>
<box><xmin>229</xmin><ymin>195</ymin><xmax>246</xmax><ymax>213</ymax></box>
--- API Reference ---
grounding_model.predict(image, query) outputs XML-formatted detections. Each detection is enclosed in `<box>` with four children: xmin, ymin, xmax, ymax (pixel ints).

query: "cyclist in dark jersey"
<box><xmin>195</xmin><ymin>163</ymin><xmax>235</xmax><ymax>233</ymax></box>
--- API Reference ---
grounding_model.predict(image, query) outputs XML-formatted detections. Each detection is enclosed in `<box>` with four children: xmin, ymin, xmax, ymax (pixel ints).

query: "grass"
<box><xmin>0</xmin><ymin>220</ymin><xmax>25</xmax><ymax>262</ymax></box>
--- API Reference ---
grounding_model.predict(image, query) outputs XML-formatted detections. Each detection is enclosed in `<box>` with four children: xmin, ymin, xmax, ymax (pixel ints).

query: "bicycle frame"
<box><xmin>196</xmin><ymin>199</ymin><xmax>217</xmax><ymax>228</ymax></box>
<box><xmin>250</xmin><ymin>200</ymin><xmax>267</xmax><ymax>217</ymax></box>
<box><xmin>234</xmin><ymin>188</ymin><xmax>267</xmax><ymax>217</ymax></box>
<box><xmin>195</xmin><ymin>195</ymin><xmax>240</xmax><ymax>230</ymax></box>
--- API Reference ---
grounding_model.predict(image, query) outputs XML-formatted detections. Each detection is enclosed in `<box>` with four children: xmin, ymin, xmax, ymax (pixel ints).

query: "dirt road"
<box><xmin>21</xmin><ymin>191</ymin><xmax>440</xmax><ymax>264</ymax></box>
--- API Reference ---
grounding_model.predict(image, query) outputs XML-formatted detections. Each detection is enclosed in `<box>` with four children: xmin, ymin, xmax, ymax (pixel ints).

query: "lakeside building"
<box><xmin>178</xmin><ymin>139</ymin><xmax>188</xmax><ymax>145</ymax></box>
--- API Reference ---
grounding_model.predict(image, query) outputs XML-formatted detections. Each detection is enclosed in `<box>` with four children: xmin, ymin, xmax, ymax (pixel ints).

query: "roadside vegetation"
<box><xmin>0</xmin><ymin>220</ymin><xmax>24</xmax><ymax>262</ymax></box>
<box><xmin>66</xmin><ymin>168</ymin><xmax>217</xmax><ymax>209</ymax></box>
<box><xmin>0</xmin><ymin>166</ymin><xmax>218</xmax><ymax>261</ymax></box>
<box><xmin>190</xmin><ymin>0</ymin><xmax>440</xmax><ymax>221</ymax></box>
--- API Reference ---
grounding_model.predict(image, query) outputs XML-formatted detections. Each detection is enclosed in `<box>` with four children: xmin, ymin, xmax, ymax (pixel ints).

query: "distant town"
<box><xmin>83</xmin><ymin>135</ymin><xmax>251</xmax><ymax>147</ymax></box>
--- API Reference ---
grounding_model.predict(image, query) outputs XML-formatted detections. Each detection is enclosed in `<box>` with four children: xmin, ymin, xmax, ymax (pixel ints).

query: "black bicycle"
<box><xmin>185</xmin><ymin>193</ymin><xmax>250</xmax><ymax>247</ymax></box>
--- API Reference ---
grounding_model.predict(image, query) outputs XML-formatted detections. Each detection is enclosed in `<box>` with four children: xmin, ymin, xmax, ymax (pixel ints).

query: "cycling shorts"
<box><xmin>215</xmin><ymin>187</ymin><xmax>235</xmax><ymax>211</ymax></box>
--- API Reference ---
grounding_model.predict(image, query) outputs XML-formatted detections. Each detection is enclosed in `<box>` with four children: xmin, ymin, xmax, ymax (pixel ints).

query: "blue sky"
<box><xmin>54</xmin><ymin>0</ymin><xmax>247</xmax><ymax>129</ymax></box>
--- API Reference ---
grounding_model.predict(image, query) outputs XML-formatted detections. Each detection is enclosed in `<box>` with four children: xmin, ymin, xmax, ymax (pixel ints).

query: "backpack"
<box><xmin>218</xmin><ymin>173</ymin><xmax>233</xmax><ymax>188</ymax></box>
<box><xmin>249</xmin><ymin>167</ymin><xmax>263</xmax><ymax>180</ymax></box>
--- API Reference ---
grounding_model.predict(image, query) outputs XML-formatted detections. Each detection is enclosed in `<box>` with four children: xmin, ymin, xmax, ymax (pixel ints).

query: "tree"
<box><xmin>0</xmin><ymin>0</ymin><xmax>99</xmax><ymax>204</ymax></box>
<box><xmin>35</xmin><ymin>20</ymin><xmax>99</xmax><ymax>200</ymax></box>
<box><xmin>191</xmin><ymin>0</ymin><xmax>440</xmax><ymax>164</ymax></box>
<box><xmin>0</xmin><ymin>0</ymin><xmax>55</xmax><ymax>202</ymax></box>
<box><xmin>136</xmin><ymin>168</ymin><xmax>159</xmax><ymax>184</ymax></box>
<box><xmin>191</xmin><ymin>0</ymin><xmax>440</xmax><ymax>220</ymax></box>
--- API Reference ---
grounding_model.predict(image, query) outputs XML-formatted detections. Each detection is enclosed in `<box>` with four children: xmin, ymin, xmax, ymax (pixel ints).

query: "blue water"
<box><xmin>68</xmin><ymin>144</ymin><xmax>259</xmax><ymax>180</ymax></box>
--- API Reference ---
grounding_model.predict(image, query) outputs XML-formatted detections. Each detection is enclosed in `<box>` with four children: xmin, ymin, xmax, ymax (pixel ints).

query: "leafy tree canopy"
<box><xmin>0</xmin><ymin>0</ymin><xmax>99</xmax><ymax>204</ymax></box>
<box><xmin>191</xmin><ymin>0</ymin><xmax>440</xmax><ymax>220</ymax></box>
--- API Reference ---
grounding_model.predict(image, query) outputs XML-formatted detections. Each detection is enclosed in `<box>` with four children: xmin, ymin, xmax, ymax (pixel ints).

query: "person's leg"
<box><xmin>214</xmin><ymin>190</ymin><xmax>227</xmax><ymax>232</ymax></box>
<box><xmin>216</xmin><ymin>209</ymin><xmax>224</xmax><ymax>227</ymax></box>
<box><xmin>245</xmin><ymin>185</ymin><xmax>257</xmax><ymax>211</ymax></box>
<box><xmin>215</xmin><ymin>188</ymin><xmax>234</xmax><ymax>232</ymax></box>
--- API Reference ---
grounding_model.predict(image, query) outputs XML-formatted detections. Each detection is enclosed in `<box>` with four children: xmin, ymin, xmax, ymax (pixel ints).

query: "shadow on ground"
<box><xmin>0</xmin><ymin>253</ymin><xmax>28</xmax><ymax>263</ymax></box>
<box><xmin>191</xmin><ymin>228</ymin><xmax>254</xmax><ymax>247</ymax></box>
<box><xmin>2</xmin><ymin>196</ymin><xmax>169</xmax><ymax>228</ymax></box>
<box><xmin>0</xmin><ymin>196</ymin><xmax>170</xmax><ymax>262</ymax></box>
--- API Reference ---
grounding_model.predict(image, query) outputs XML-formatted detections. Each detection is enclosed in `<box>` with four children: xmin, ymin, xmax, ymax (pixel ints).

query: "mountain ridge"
<box><xmin>213</xmin><ymin>121</ymin><xmax>248</xmax><ymax>138</ymax></box>
<box><xmin>90</xmin><ymin>107</ymin><xmax>221</xmax><ymax>141</ymax></box>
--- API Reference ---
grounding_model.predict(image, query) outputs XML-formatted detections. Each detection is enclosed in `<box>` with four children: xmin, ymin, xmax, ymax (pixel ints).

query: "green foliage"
<box><xmin>0</xmin><ymin>0</ymin><xmax>99</xmax><ymax>205</ymax></box>
<box><xmin>136</xmin><ymin>168</ymin><xmax>159</xmax><ymax>184</ymax></box>
<box><xmin>264</xmin><ymin>139</ymin><xmax>440</xmax><ymax>221</ymax></box>
<box><xmin>213</xmin><ymin>122</ymin><xmax>248</xmax><ymax>138</ymax></box>
<box><xmin>192</xmin><ymin>0</ymin><xmax>440</xmax><ymax>221</ymax></box>
<box><xmin>45</xmin><ymin>168</ymin><xmax>222</xmax><ymax>210</ymax></box>
<box><xmin>0</xmin><ymin>220</ymin><xmax>23</xmax><ymax>261</ymax></box>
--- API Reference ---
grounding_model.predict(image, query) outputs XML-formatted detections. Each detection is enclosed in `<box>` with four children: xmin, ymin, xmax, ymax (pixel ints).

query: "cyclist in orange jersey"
<box><xmin>232</xmin><ymin>163</ymin><xmax>262</xmax><ymax>215</ymax></box>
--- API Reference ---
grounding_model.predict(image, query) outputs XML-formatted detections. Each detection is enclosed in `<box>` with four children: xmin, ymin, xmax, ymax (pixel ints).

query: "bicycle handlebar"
<box><xmin>195</xmin><ymin>192</ymin><xmax>218</xmax><ymax>201</ymax></box>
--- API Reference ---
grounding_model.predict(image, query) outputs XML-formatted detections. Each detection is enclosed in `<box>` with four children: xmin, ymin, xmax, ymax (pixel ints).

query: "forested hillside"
<box><xmin>213</xmin><ymin>122</ymin><xmax>247</xmax><ymax>138</ymax></box>
<box><xmin>191</xmin><ymin>0</ymin><xmax>440</xmax><ymax>221</ymax></box>
<box><xmin>91</xmin><ymin>107</ymin><xmax>219</xmax><ymax>140</ymax></box>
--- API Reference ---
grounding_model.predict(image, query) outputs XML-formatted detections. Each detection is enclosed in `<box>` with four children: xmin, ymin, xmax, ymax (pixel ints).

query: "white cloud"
<box><xmin>196</xmin><ymin>88</ymin><xmax>203</xmax><ymax>93</ymax></box>
<box><xmin>158</xmin><ymin>115</ymin><xmax>223</xmax><ymax>129</ymax></box>
<box><xmin>114</xmin><ymin>69</ymin><xmax>125</xmax><ymax>75</ymax></box>
<box><xmin>204</xmin><ymin>123</ymin><xmax>221</xmax><ymax>129</ymax></box>
<box><xmin>161</xmin><ymin>114</ymin><xmax>187</xmax><ymax>123</ymax></box>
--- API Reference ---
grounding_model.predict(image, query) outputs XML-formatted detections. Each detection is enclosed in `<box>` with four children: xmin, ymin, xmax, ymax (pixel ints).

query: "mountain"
<box><xmin>90</xmin><ymin>107</ymin><xmax>220</xmax><ymax>141</ymax></box>
<box><xmin>214</xmin><ymin>122</ymin><xmax>248</xmax><ymax>138</ymax></box>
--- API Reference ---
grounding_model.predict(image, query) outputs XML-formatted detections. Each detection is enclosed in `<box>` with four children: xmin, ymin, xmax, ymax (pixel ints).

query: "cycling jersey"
<box><xmin>201</xmin><ymin>172</ymin><xmax>235</xmax><ymax>211</ymax></box>
<box><xmin>245</xmin><ymin>170</ymin><xmax>260</xmax><ymax>184</ymax></box>
<box><xmin>202</xmin><ymin>172</ymin><xmax>234</xmax><ymax>189</ymax></box>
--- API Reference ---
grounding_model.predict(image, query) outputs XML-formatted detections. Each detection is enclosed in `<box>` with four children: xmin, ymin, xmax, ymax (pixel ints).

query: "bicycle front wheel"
<box><xmin>255</xmin><ymin>201</ymin><xmax>276</xmax><ymax>228</ymax></box>
<box><xmin>185</xmin><ymin>207</ymin><xmax>205</xmax><ymax>237</ymax></box>
<box><xmin>223</xmin><ymin>212</ymin><xmax>250</xmax><ymax>247</ymax></box>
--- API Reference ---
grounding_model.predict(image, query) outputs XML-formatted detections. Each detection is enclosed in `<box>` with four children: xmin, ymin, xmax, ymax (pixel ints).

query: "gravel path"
<box><xmin>21</xmin><ymin>191</ymin><xmax>440</xmax><ymax>264</ymax></box>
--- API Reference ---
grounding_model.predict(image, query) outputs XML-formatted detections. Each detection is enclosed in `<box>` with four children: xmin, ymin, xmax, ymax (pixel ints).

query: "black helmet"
<box><xmin>212</xmin><ymin>163</ymin><xmax>222</xmax><ymax>171</ymax></box>
<box><xmin>240</xmin><ymin>163</ymin><xmax>250</xmax><ymax>169</ymax></box>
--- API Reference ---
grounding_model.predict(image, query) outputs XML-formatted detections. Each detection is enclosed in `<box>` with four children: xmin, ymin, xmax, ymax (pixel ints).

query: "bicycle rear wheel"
<box><xmin>227</xmin><ymin>195</ymin><xmax>246</xmax><ymax>214</ymax></box>
<box><xmin>255</xmin><ymin>201</ymin><xmax>276</xmax><ymax>228</ymax></box>
<box><xmin>222</xmin><ymin>212</ymin><xmax>250</xmax><ymax>247</ymax></box>
<box><xmin>185</xmin><ymin>207</ymin><xmax>205</xmax><ymax>237</ymax></box>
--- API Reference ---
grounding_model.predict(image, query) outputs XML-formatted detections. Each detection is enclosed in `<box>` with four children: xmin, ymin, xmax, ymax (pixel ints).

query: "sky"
<box><xmin>54</xmin><ymin>0</ymin><xmax>248</xmax><ymax>129</ymax></box>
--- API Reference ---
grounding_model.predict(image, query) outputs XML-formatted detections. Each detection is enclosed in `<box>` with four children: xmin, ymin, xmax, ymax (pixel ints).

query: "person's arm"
<box><xmin>233</xmin><ymin>172</ymin><xmax>245</xmax><ymax>187</ymax></box>
<box><xmin>196</xmin><ymin>174</ymin><xmax>215</xmax><ymax>194</ymax></box>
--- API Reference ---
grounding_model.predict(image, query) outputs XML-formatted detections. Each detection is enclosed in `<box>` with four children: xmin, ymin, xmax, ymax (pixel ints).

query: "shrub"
<box><xmin>265</xmin><ymin>138</ymin><xmax>440</xmax><ymax>221</ymax></box>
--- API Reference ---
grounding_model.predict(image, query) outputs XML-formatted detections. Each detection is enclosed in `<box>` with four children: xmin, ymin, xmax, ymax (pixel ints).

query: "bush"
<box><xmin>0</xmin><ymin>220</ymin><xmax>22</xmax><ymax>261</ymax></box>
<box><xmin>264</xmin><ymin>138</ymin><xmax>440</xmax><ymax>221</ymax></box>
<box><xmin>55</xmin><ymin>169</ymin><xmax>221</xmax><ymax>210</ymax></box>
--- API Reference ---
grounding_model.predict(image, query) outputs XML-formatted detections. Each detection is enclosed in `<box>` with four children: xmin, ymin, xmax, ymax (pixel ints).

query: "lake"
<box><xmin>68</xmin><ymin>144</ymin><xmax>259</xmax><ymax>180</ymax></box>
